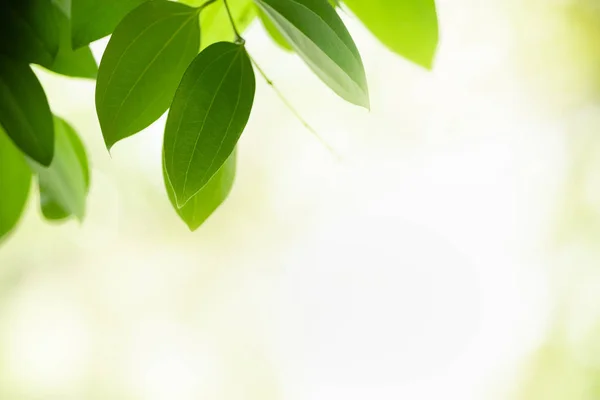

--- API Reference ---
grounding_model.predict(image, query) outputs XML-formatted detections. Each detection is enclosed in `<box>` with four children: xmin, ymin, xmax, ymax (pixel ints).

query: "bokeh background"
<box><xmin>2</xmin><ymin>0</ymin><xmax>600</xmax><ymax>398</ymax></box>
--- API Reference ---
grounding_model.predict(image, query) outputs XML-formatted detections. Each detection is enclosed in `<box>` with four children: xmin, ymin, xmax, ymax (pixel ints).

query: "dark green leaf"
<box><xmin>29</xmin><ymin>117</ymin><xmax>88</xmax><ymax>221</ymax></box>
<box><xmin>342</xmin><ymin>0</ymin><xmax>438</xmax><ymax>68</ymax></box>
<box><xmin>164</xmin><ymin>42</ymin><xmax>255</xmax><ymax>208</ymax></box>
<box><xmin>0</xmin><ymin>0</ymin><xmax>60</xmax><ymax>65</ymax></box>
<box><xmin>45</xmin><ymin>4</ymin><xmax>98</xmax><ymax>79</ymax></box>
<box><xmin>257</xmin><ymin>7</ymin><xmax>292</xmax><ymax>51</ymax></box>
<box><xmin>71</xmin><ymin>0</ymin><xmax>146</xmax><ymax>49</ymax></box>
<box><xmin>180</xmin><ymin>0</ymin><xmax>257</xmax><ymax>50</ymax></box>
<box><xmin>163</xmin><ymin>149</ymin><xmax>236</xmax><ymax>231</ymax></box>
<box><xmin>96</xmin><ymin>0</ymin><xmax>201</xmax><ymax>149</ymax></box>
<box><xmin>0</xmin><ymin>54</ymin><xmax>54</xmax><ymax>166</ymax></box>
<box><xmin>38</xmin><ymin>117</ymin><xmax>90</xmax><ymax>221</ymax></box>
<box><xmin>254</xmin><ymin>0</ymin><xmax>369</xmax><ymax>108</ymax></box>
<box><xmin>0</xmin><ymin>129</ymin><xmax>32</xmax><ymax>242</ymax></box>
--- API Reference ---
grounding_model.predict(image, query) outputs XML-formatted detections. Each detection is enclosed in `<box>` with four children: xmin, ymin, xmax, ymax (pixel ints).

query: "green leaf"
<box><xmin>254</xmin><ymin>0</ymin><xmax>369</xmax><ymax>108</ymax></box>
<box><xmin>0</xmin><ymin>129</ymin><xmax>32</xmax><ymax>242</ymax></box>
<box><xmin>163</xmin><ymin>149</ymin><xmax>236</xmax><ymax>231</ymax></box>
<box><xmin>163</xmin><ymin>42</ymin><xmax>255</xmax><ymax>208</ymax></box>
<box><xmin>180</xmin><ymin>0</ymin><xmax>256</xmax><ymax>50</ymax></box>
<box><xmin>95</xmin><ymin>0</ymin><xmax>201</xmax><ymax>149</ymax></box>
<box><xmin>29</xmin><ymin>117</ymin><xmax>89</xmax><ymax>221</ymax></box>
<box><xmin>257</xmin><ymin>7</ymin><xmax>292</xmax><ymax>51</ymax></box>
<box><xmin>0</xmin><ymin>54</ymin><xmax>55</xmax><ymax>166</ymax></box>
<box><xmin>341</xmin><ymin>0</ymin><xmax>438</xmax><ymax>68</ymax></box>
<box><xmin>71</xmin><ymin>0</ymin><xmax>146</xmax><ymax>49</ymax></box>
<box><xmin>0</xmin><ymin>0</ymin><xmax>60</xmax><ymax>65</ymax></box>
<box><xmin>45</xmin><ymin>4</ymin><xmax>98</xmax><ymax>79</ymax></box>
<box><xmin>38</xmin><ymin>118</ymin><xmax>90</xmax><ymax>221</ymax></box>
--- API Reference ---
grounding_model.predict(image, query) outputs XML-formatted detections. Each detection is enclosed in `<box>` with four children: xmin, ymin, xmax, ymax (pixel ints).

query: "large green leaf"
<box><xmin>0</xmin><ymin>55</ymin><xmax>55</xmax><ymax>166</ymax></box>
<box><xmin>164</xmin><ymin>42</ymin><xmax>255</xmax><ymax>208</ymax></box>
<box><xmin>163</xmin><ymin>149</ymin><xmax>236</xmax><ymax>231</ymax></box>
<box><xmin>0</xmin><ymin>130</ymin><xmax>32</xmax><ymax>242</ymax></box>
<box><xmin>257</xmin><ymin>7</ymin><xmax>292</xmax><ymax>51</ymax></box>
<box><xmin>29</xmin><ymin>117</ymin><xmax>89</xmax><ymax>221</ymax></box>
<box><xmin>45</xmin><ymin>4</ymin><xmax>98</xmax><ymax>79</ymax></box>
<box><xmin>71</xmin><ymin>0</ymin><xmax>146</xmax><ymax>49</ymax></box>
<box><xmin>0</xmin><ymin>0</ymin><xmax>60</xmax><ymax>66</ymax></box>
<box><xmin>254</xmin><ymin>0</ymin><xmax>369</xmax><ymax>108</ymax></box>
<box><xmin>96</xmin><ymin>0</ymin><xmax>201</xmax><ymax>149</ymax></box>
<box><xmin>180</xmin><ymin>0</ymin><xmax>257</xmax><ymax>50</ymax></box>
<box><xmin>342</xmin><ymin>0</ymin><xmax>438</xmax><ymax>69</ymax></box>
<box><xmin>39</xmin><ymin>118</ymin><xmax>90</xmax><ymax>221</ymax></box>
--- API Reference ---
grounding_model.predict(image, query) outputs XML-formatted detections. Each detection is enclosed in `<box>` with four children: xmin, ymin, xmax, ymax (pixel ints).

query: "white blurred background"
<box><xmin>2</xmin><ymin>0</ymin><xmax>600</xmax><ymax>399</ymax></box>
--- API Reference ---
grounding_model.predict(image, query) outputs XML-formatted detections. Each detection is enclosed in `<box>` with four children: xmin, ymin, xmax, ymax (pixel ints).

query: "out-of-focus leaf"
<box><xmin>163</xmin><ymin>149</ymin><xmax>236</xmax><ymax>231</ymax></box>
<box><xmin>342</xmin><ymin>0</ymin><xmax>438</xmax><ymax>68</ymax></box>
<box><xmin>181</xmin><ymin>0</ymin><xmax>257</xmax><ymax>50</ymax></box>
<box><xmin>254</xmin><ymin>0</ymin><xmax>369</xmax><ymax>108</ymax></box>
<box><xmin>38</xmin><ymin>118</ymin><xmax>90</xmax><ymax>221</ymax></box>
<box><xmin>71</xmin><ymin>0</ymin><xmax>146</xmax><ymax>49</ymax></box>
<box><xmin>164</xmin><ymin>42</ymin><xmax>255</xmax><ymax>207</ymax></box>
<box><xmin>30</xmin><ymin>117</ymin><xmax>88</xmax><ymax>221</ymax></box>
<box><xmin>45</xmin><ymin>4</ymin><xmax>98</xmax><ymax>79</ymax></box>
<box><xmin>0</xmin><ymin>54</ymin><xmax>54</xmax><ymax>166</ymax></box>
<box><xmin>0</xmin><ymin>0</ymin><xmax>60</xmax><ymax>65</ymax></box>
<box><xmin>96</xmin><ymin>0</ymin><xmax>201</xmax><ymax>149</ymax></box>
<box><xmin>257</xmin><ymin>7</ymin><xmax>292</xmax><ymax>51</ymax></box>
<box><xmin>0</xmin><ymin>129</ymin><xmax>32</xmax><ymax>242</ymax></box>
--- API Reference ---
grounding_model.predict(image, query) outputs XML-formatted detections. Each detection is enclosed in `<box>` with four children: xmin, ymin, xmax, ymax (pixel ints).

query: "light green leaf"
<box><xmin>0</xmin><ymin>54</ymin><xmax>55</xmax><ymax>166</ymax></box>
<box><xmin>257</xmin><ymin>7</ymin><xmax>292</xmax><ymax>51</ymax></box>
<box><xmin>342</xmin><ymin>0</ymin><xmax>438</xmax><ymax>68</ymax></box>
<box><xmin>45</xmin><ymin>4</ymin><xmax>98</xmax><ymax>79</ymax></box>
<box><xmin>71</xmin><ymin>0</ymin><xmax>146</xmax><ymax>49</ymax></box>
<box><xmin>180</xmin><ymin>0</ymin><xmax>257</xmax><ymax>50</ymax></box>
<box><xmin>39</xmin><ymin>118</ymin><xmax>90</xmax><ymax>221</ymax></box>
<box><xmin>254</xmin><ymin>0</ymin><xmax>369</xmax><ymax>108</ymax></box>
<box><xmin>96</xmin><ymin>0</ymin><xmax>201</xmax><ymax>149</ymax></box>
<box><xmin>29</xmin><ymin>117</ymin><xmax>89</xmax><ymax>221</ymax></box>
<box><xmin>164</xmin><ymin>42</ymin><xmax>255</xmax><ymax>208</ymax></box>
<box><xmin>163</xmin><ymin>149</ymin><xmax>236</xmax><ymax>231</ymax></box>
<box><xmin>0</xmin><ymin>129</ymin><xmax>32</xmax><ymax>242</ymax></box>
<box><xmin>0</xmin><ymin>0</ymin><xmax>60</xmax><ymax>65</ymax></box>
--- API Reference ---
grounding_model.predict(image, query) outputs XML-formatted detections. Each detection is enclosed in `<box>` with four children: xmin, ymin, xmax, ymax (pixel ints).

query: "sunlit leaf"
<box><xmin>257</xmin><ymin>7</ymin><xmax>292</xmax><ymax>51</ymax></box>
<box><xmin>29</xmin><ymin>117</ymin><xmax>89</xmax><ymax>221</ymax></box>
<box><xmin>0</xmin><ymin>0</ymin><xmax>60</xmax><ymax>65</ymax></box>
<box><xmin>0</xmin><ymin>55</ymin><xmax>54</xmax><ymax>166</ymax></box>
<box><xmin>180</xmin><ymin>0</ymin><xmax>257</xmax><ymax>50</ymax></box>
<box><xmin>342</xmin><ymin>0</ymin><xmax>438</xmax><ymax>68</ymax></box>
<box><xmin>164</xmin><ymin>42</ymin><xmax>255</xmax><ymax>207</ymax></box>
<box><xmin>45</xmin><ymin>4</ymin><xmax>98</xmax><ymax>79</ymax></box>
<box><xmin>71</xmin><ymin>0</ymin><xmax>146</xmax><ymax>49</ymax></box>
<box><xmin>0</xmin><ymin>129</ymin><xmax>32</xmax><ymax>242</ymax></box>
<box><xmin>163</xmin><ymin>149</ymin><xmax>236</xmax><ymax>231</ymax></box>
<box><xmin>39</xmin><ymin>118</ymin><xmax>90</xmax><ymax>221</ymax></box>
<box><xmin>254</xmin><ymin>0</ymin><xmax>369</xmax><ymax>108</ymax></box>
<box><xmin>96</xmin><ymin>0</ymin><xmax>201</xmax><ymax>149</ymax></box>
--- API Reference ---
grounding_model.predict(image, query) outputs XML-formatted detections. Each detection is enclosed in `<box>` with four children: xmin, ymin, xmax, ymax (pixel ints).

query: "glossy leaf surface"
<box><xmin>342</xmin><ymin>0</ymin><xmax>438</xmax><ymax>68</ymax></box>
<box><xmin>164</xmin><ymin>42</ymin><xmax>255</xmax><ymax>207</ymax></box>
<box><xmin>96</xmin><ymin>0</ymin><xmax>201</xmax><ymax>149</ymax></box>
<box><xmin>0</xmin><ymin>55</ymin><xmax>55</xmax><ymax>166</ymax></box>
<box><xmin>0</xmin><ymin>130</ymin><xmax>32</xmax><ymax>242</ymax></box>
<box><xmin>71</xmin><ymin>0</ymin><xmax>146</xmax><ymax>49</ymax></box>
<box><xmin>30</xmin><ymin>117</ymin><xmax>89</xmax><ymax>221</ymax></box>
<box><xmin>163</xmin><ymin>149</ymin><xmax>236</xmax><ymax>231</ymax></box>
<box><xmin>254</xmin><ymin>0</ymin><xmax>369</xmax><ymax>107</ymax></box>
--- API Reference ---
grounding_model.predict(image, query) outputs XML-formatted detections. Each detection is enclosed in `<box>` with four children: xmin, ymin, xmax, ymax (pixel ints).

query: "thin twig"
<box><xmin>223</xmin><ymin>0</ymin><xmax>243</xmax><ymax>44</ymax></box>
<box><xmin>249</xmin><ymin>55</ymin><xmax>341</xmax><ymax>161</ymax></box>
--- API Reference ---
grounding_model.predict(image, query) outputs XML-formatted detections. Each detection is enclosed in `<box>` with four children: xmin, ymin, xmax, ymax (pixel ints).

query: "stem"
<box><xmin>249</xmin><ymin>55</ymin><xmax>341</xmax><ymax>160</ymax></box>
<box><xmin>198</xmin><ymin>0</ymin><xmax>219</xmax><ymax>11</ymax></box>
<box><xmin>223</xmin><ymin>0</ymin><xmax>243</xmax><ymax>44</ymax></box>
